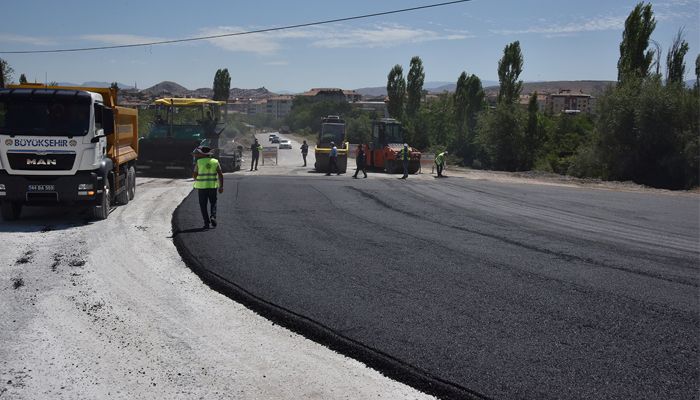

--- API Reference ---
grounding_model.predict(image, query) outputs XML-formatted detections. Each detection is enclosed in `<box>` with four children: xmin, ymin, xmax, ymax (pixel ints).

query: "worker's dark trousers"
<box><xmin>198</xmin><ymin>188</ymin><xmax>217</xmax><ymax>224</ymax></box>
<box><xmin>251</xmin><ymin>154</ymin><xmax>259</xmax><ymax>170</ymax></box>
<box><xmin>402</xmin><ymin>160</ymin><xmax>409</xmax><ymax>178</ymax></box>
<box><xmin>353</xmin><ymin>162</ymin><xmax>367</xmax><ymax>178</ymax></box>
<box><xmin>302</xmin><ymin>153</ymin><xmax>308</xmax><ymax>166</ymax></box>
<box><xmin>436</xmin><ymin>163</ymin><xmax>444</xmax><ymax>177</ymax></box>
<box><xmin>327</xmin><ymin>157</ymin><xmax>339</xmax><ymax>175</ymax></box>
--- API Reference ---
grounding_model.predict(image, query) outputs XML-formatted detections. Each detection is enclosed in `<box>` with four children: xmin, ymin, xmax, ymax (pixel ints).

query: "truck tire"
<box><xmin>1</xmin><ymin>201</ymin><xmax>22</xmax><ymax>221</ymax></box>
<box><xmin>92</xmin><ymin>182</ymin><xmax>110</xmax><ymax>220</ymax></box>
<box><xmin>116</xmin><ymin>171</ymin><xmax>129</xmax><ymax>205</ymax></box>
<box><xmin>384</xmin><ymin>160</ymin><xmax>395</xmax><ymax>174</ymax></box>
<box><xmin>128</xmin><ymin>166</ymin><xmax>136</xmax><ymax>200</ymax></box>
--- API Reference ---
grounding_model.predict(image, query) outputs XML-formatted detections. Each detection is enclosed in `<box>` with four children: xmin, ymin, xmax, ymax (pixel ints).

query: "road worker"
<box><xmin>435</xmin><ymin>150</ymin><xmax>448</xmax><ymax>177</ymax></box>
<box><xmin>327</xmin><ymin>141</ymin><xmax>340</xmax><ymax>176</ymax></box>
<box><xmin>301</xmin><ymin>140</ymin><xmax>309</xmax><ymax>167</ymax></box>
<box><xmin>400</xmin><ymin>143</ymin><xmax>411</xmax><ymax>179</ymax></box>
<box><xmin>250</xmin><ymin>138</ymin><xmax>261</xmax><ymax>171</ymax></box>
<box><xmin>192</xmin><ymin>146</ymin><xmax>224</xmax><ymax>229</ymax></box>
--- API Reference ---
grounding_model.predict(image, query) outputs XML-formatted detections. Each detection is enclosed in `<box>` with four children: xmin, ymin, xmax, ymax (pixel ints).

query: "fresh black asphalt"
<box><xmin>172</xmin><ymin>174</ymin><xmax>699</xmax><ymax>400</ymax></box>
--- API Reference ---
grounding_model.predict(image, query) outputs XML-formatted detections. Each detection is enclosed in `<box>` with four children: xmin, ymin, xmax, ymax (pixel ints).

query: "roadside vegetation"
<box><xmin>1</xmin><ymin>2</ymin><xmax>696</xmax><ymax>189</ymax></box>
<box><xmin>282</xmin><ymin>2</ymin><xmax>699</xmax><ymax>190</ymax></box>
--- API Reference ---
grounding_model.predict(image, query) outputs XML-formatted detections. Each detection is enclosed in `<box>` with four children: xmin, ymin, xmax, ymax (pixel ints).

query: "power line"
<box><xmin>1</xmin><ymin>0</ymin><xmax>472</xmax><ymax>54</ymax></box>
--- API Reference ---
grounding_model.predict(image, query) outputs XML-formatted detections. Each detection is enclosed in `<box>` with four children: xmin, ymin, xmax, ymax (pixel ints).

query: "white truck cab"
<box><xmin>0</xmin><ymin>85</ymin><xmax>138</xmax><ymax>220</ymax></box>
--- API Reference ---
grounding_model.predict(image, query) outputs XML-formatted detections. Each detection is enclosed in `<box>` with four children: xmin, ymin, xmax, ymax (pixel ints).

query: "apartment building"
<box><xmin>547</xmin><ymin>90</ymin><xmax>596</xmax><ymax>114</ymax></box>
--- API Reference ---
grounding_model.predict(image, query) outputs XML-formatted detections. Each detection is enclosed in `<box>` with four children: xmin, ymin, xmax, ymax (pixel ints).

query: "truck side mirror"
<box><xmin>103</xmin><ymin>108</ymin><xmax>115</xmax><ymax>135</ymax></box>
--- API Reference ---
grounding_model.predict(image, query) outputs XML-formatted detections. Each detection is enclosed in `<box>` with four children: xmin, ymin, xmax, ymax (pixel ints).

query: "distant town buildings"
<box><xmin>119</xmin><ymin>82</ymin><xmax>596</xmax><ymax>119</ymax></box>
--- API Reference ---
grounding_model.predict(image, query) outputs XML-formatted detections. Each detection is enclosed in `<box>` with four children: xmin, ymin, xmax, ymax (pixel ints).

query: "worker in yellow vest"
<box><xmin>192</xmin><ymin>146</ymin><xmax>224</xmax><ymax>229</ymax></box>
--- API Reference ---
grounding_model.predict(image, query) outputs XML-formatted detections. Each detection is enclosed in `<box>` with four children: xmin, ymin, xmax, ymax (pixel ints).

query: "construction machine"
<box><xmin>314</xmin><ymin>115</ymin><xmax>348</xmax><ymax>173</ymax></box>
<box><xmin>365</xmin><ymin>118</ymin><xmax>421</xmax><ymax>174</ymax></box>
<box><xmin>137</xmin><ymin>98</ymin><xmax>241</xmax><ymax>176</ymax></box>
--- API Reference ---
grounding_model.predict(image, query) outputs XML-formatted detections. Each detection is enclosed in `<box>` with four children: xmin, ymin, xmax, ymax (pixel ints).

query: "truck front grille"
<box><xmin>7</xmin><ymin>152</ymin><xmax>76</xmax><ymax>171</ymax></box>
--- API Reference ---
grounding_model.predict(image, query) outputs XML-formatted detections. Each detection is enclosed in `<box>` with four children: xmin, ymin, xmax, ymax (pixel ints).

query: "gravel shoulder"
<box><xmin>0</xmin><ymin>177</ymin><xmax>434</xmax><ymax>400</ymax></box>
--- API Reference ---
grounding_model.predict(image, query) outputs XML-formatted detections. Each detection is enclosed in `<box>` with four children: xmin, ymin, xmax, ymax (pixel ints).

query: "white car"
<box><xmin>278</xmin><ymin>139</ymin><xmax>292</xmax><ymax>149</ymax></box>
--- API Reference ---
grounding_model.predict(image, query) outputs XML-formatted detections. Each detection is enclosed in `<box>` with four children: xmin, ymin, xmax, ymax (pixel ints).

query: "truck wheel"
<box><xmin>384</xmin><ymin>160</ymin><xmax>395</xmax><ymax>174</ymax></box>
<box><xmin>92</xmin><ymin>182</ymin><xmax>110</xmax><ymax>220</ymax></box>
<box><xmin>116</xmin><ymin>172</ymin><xmax>129</xmax><ymax>205</ymax></box>
<box><xmin>128</xmin><ymin>166</ymin><xmax>136</xmax><ymax>200</ymax></box>
<box><xmin>1</xmin><ymin>201</ymin><xmax>22</xmax><ymax>221</ymax></box>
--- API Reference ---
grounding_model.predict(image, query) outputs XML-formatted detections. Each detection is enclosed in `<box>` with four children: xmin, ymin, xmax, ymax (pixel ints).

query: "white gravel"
<box><xmin>0</xmin><ymin>176</ymin><xmax>434</xmax><ymax>399</ymax></box>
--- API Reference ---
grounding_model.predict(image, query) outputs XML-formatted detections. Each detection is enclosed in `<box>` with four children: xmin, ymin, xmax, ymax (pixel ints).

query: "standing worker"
<box><xmin>192</xmin><ymin>146</ymin><xmax>224</xmax><ymax>229</ymax></box>
<box><xmin>399</xmin><ymin>143</ymin><xmax>411</xmax><ymax>179</ymax></box>
<box><xmin>250</xmin><ymin>138</ymin><xmax>261</xmax><ymax>171</ymax></box>
<box><xmin>301</xmin><ymin>140</ymin><xmax>309</xmax><ymax>167</ymax></box>
<box><xmin>326</xmin><ymin>141</ymin><xmax>340</xmax><ymax>176</ymax></box>
<box><xmin>353</xmin><ymin>144</ymin><xmax>367</xmax><ymax>179</ymax></box>
<box><xmin>435</xmin><ymin>150</ymin><xmax>448</xmax><ymax>177</ymax></box>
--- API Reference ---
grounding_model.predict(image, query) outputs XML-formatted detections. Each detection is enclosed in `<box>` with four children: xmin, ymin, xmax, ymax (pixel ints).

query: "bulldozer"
<box><xmin>365</xmin><ymin>118</ymin><xmax>421</xmax><ymax>174</ymax></box>
<box><xmin>314</xmin><ymin>115</ymin><xmax>348</xmax><ymax>173</ymax></box>
<box><xmin>137</xmin><ymin>98</ymin><xmax>241</xmax><ymax>176</ymax></box>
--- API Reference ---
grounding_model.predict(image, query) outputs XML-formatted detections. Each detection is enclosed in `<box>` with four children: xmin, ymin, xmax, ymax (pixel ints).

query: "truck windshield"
<box><xmin>320</xmin><ymin>123</ymin><xmax>345</xmax><ymax>144</ymax></box>
<box><xmin>0</xmin><ymin>100</ymin><xmax>90</xmax><ymax>136</ymax></box>
<box><xmin>385</xmin><ymin>124</ymin><xmax>403</xmax><ymax>143</ymax></box>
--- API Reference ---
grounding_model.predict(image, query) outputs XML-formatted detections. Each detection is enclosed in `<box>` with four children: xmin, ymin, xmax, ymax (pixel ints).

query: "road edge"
<box><xmin>170</xmin><ymin>192</ymin><xmax>491</xmax><ymax>400</ymax></box>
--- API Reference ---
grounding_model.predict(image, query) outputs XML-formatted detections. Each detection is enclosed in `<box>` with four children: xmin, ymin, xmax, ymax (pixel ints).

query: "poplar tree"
<box><xmin>497</xmin><ymin>41</ymin><xmax>523</xmax><ymax>104</ymax></box>
<box><xmin>406</xmin><ymin>56</ymin><xmax>424</xmax><ymax>120</ymax></box>
<box><xmin>666</xmin><ymin>28</ymin><xmax>689</xmax><ymax>86</ymax></box>
<box><xmin>213</xmin><ymin>68</ymin><xmax>231</xmax><ymax>102</ymax></box>
<box><xmin>0</xmin><ymin>58</ymin><xmax>14</xmax><ymax>88</ymax></box>
<box><xmin>386</xmin><ymin>64</ymin><xmax>406</xmax><ymax>120</ymax></box>
<box><xmin>19</xmin><ymin>74</ymin><xmax>27</xmax><ymax>84</ymax></box>
<box><xmin>617</xmin><ymin>2</ymin><xmax>656</xmax><ymax>83</ymax></box>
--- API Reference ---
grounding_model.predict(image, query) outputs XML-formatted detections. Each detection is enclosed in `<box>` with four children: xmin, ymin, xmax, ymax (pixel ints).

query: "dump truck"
<box><xmin>314</xmin><ymin>115</ymin><xmax>348</xmax><ymax>173</ymax></box>
<box><xmin>365</xmin><ymin>118</ymin><xmax>421</xmax><ymax>174</ymax></box>
<box><xmin>137</xmin><ymin>98</ymin><xmax>241</xmax><ymax>176</ymax></box>
<box><xmin>0</xmin><ymin>84</ymin><xmax>138</xmax><ymax>220</ymax></box>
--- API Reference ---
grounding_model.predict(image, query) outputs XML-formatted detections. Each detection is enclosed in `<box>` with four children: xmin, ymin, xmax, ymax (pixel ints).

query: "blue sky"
<box><xmin>1</xmin><ymin>0</ymin><xmax>698</xmax><ymax>92</ymax></box>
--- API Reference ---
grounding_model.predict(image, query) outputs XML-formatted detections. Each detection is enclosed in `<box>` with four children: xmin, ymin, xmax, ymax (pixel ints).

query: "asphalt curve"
<box><xmin>172</xmin><ymin>174</ymin><xmax>699</xmax><ymax>400</ymax></box>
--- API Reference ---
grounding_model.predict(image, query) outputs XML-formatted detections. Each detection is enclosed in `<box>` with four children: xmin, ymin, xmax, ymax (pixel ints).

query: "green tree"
<box><xmin>477</xmin><ymin>104</ymin><xmax>524</xmax><ymax>171</ymax></box>
<box><xmin>0</xmin><ymin>58</ymin><xmax>14</xmax><ymax>88</ymax></box>
<box><xmin>19</xmin><ymin>74</ymin><xmax>27</xmax><ymax>84</ymax></box>
<box><xmin>386</xmin><ymin>64</ymin><xmax>406</xmax><ymax>120</ymax></box>
<box><xmin>695</xmin><ymin>54</ymin><xmax>700</xmax><ymax>90</ymax></box>
<box><xmin>453</xmin><ymin>72</ymin><xmax>484</xmax><ymax>164</ymax></box>
<box><xmin>497</xmin><ymin>41</ymin><xmax>523</xmax><ymax>105</ymax></box>
<box><xmin>213</xmin><ymin>68</ymin><xmax>231</xmax><ymax>102</ymax></box>
<box><xmin>523</xmin><ymin>92</ymin><xmax>545</xmax><ymax>169</ymax></box>
<box><xmin>617</xmin><ymin>2</ymin><xmax>656</xmax><ymax>83</ymax></box>
<box><xmin>666</xmin><ymin>28</ymin><xmax>689</xmax><ymax>86</ymax></box>
<box><xmin>406</xmin><ymin>56</ymin><xmax>424</xmax><ymax>120</ymax></box>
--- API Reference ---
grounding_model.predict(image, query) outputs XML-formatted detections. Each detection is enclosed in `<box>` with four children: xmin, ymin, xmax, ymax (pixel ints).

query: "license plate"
<box><xmin>28</xmin><ymin>184</ymin><xmax>55</xmax><ymax>191</ymax></box>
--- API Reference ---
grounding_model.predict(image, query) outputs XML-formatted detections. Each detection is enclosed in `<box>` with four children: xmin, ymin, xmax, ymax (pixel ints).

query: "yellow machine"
<box><xmin>314</xmin><ymin>115</ymin><xmax>348</xmax><ymax>173</ymax></box>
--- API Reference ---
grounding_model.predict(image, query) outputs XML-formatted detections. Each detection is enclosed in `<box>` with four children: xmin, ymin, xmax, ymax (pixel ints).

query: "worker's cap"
<box><xmin>330</xmin><ymin>141</ymin><xmax>335</xmax><ymax>145</ymax></box>
<box><xmin>404</xmin><ymin>143</ymin><xmax>408</xmax><ymax>147</ymax></box>
<box><xmin>194</xmin><ymin>146</ymin><xmax>212</xmax><ymax>155</ymax></box>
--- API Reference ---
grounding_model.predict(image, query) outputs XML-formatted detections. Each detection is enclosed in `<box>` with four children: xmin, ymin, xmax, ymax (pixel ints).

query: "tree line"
<box><xmin>2</xmin><ymin>2</ymin><xmax>696</xmax><ymax>189</ymax></box>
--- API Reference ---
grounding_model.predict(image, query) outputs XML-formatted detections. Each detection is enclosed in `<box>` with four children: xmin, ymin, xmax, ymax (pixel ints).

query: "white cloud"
<box><xmin>310</xmin><ymin>24</ymin><xmax>470</xmax><ymax>49</ymax></box>
<box><xmin>0</xmin><ymin>33</ymin><xmax>56</xmax><ymax>46</ymax></box>
<box><xmin>200</xmin><ymin>23</ymin><xmax>470</xmax><ymax>54</ymax></box>
<box><xmin>492</xmin><ymin>16</ymin><xmax>626</xmax><ymax>36</ymax></box>
<box><xmin>80</xmin><ymin>34</ymin><xmax>166</xmax><ymax>46</ymax></box>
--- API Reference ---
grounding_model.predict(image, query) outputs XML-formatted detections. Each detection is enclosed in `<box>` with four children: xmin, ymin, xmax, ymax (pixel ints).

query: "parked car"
<box><xmin>278</xmin><ymin>139</ymin><xmax>292</xmax><ymax>149</ymax></box>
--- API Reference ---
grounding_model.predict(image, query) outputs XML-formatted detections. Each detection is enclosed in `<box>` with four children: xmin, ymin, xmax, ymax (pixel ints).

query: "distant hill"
<box><xmin>137</xmin><ymin>81</ymin><xmax>274</xmax><ymax>100</ymax></box>
<box><xmin>57</xmin><ymin>81</ymin><xmax>136</xmax><ymax>89</ymax></box>
<box><xmin>485</xmin><ymin>80</ymin><xmax>616</xmax><ymax>96</ymax></box>
<box><xmin>140</xmin><ymin>81</ymin><xmax>190</xmax><ymax>97</ymax></box>
<box><xmin>357</xmin><ymin>80</ymin><xmax>616</xmax><ymax>97</ymax></box>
